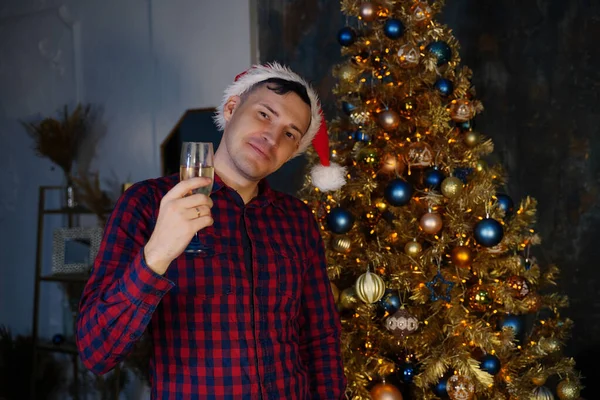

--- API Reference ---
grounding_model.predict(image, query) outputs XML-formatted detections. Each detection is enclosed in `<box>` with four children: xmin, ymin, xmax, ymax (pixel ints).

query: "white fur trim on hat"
<box><xmin>213</xmin><ymin>62</ymin><xmax>321</xmax><ymax>156</ymax></box>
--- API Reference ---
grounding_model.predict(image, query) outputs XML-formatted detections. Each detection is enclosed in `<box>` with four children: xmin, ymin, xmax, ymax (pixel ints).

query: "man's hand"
<box><xmin>144</xmin><ymin>177</ymin><xmax>214</xmax><ymax>275</ymax></box>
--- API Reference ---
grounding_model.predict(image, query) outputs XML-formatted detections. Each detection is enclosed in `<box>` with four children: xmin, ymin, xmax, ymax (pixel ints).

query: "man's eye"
<box><xmin>259</xmin><ymin>111</ymin><xmax>269</xmax><ymax>119</ymax></box>
<box><xmin>286</xmin><ymin>132</ymin><xmax>296</xmax><ymax>140</ymax></box>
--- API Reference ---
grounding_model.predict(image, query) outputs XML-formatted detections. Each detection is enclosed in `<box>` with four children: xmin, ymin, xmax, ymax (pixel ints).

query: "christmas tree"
<box><xmin>300</xmin><ymin>1</ymin><xmax>582</xmax><ymax>399</ymax></box>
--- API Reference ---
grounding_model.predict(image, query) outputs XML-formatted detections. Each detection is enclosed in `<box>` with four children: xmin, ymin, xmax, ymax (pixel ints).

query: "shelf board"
<box><xmin>40</xmin><ymin>273</ymin><xmax>90</xmax><ymax>283</ymax></box>
<box><xmin>37</xmin><ymin>341</ymin><xmax>78</xmax><ymax>355</ymax></box>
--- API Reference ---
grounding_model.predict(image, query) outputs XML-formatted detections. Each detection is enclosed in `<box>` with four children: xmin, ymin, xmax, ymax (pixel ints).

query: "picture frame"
<box><xmin>51</xmin><ymin>227</ymin><xmax>103</xmax><ymax>275</ymax></box>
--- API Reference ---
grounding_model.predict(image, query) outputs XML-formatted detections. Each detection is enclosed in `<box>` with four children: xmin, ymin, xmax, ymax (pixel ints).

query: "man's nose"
<box><xmin>261</xmin><ymin>127</ymin><xmax>281</xmax><ymax>148</ymax></box>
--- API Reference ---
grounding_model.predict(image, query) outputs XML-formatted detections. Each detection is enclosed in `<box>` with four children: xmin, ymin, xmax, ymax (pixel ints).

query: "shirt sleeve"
<box><xmin>298</xmin><ymin>213</ymin><xmax>347</xmax><ymax>399</ymax></box>
<box><xmin>76</xmin><ymin>181</ymin><xmax>174</xmax><ymax>375</ymax></box>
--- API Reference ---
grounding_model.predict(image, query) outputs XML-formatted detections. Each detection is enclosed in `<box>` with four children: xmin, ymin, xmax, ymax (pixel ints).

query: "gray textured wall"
<box><xmin>257</xmin><ymin>0</ymin><xmax>600</xmax><ymax>394</ymax></box>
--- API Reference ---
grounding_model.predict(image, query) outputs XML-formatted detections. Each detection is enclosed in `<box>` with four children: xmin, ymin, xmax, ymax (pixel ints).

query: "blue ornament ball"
<box><xmin>342</xmin><ymin>101</ymin><xmax>356</xmax><ymax>115</ymax></box>
<box><xmin>473</xmin><ymin>218</ymin><xmax>504</xmax><ymax>247</ymax></box>
<box><xmin>480</xmin><ymin>354</ymin><xmax>501</xmax><ymax>375</ymax></box>
<box><xmin>384</xmin><ymin>179</ymin><xmax>413</xmax><ymax>206</ymax></box>
<box><xmin>499</xmin><ymin>314</ymin><xmax>523</xmax><ymax>337</ymax></box>
<box><xmin>432</xmin><ymin>376</ymin><xmax>449</xmax><ymax>397</ymax></box>
<box><xmin>352</xmin><ymin>131</ymin><xmax>370</xmax><ymax>142</ymax></box>
<box><xmin>496</xmin><ymin>194</ymin><xmax>515</xmax><ymax>216</ymax></box>
<box><xmin>377</xmin><ymin>289</ymin><xmax>401</xmax><ymax>314</ymax></box>
<box><xmin>434</xmin><ymin>78</ymin><xmax>454</xmax><ymax>96</ymax></box>
<box><xmin>384</xmin><ymin>19</ymin><xmax>404</xmax><ymax>39</ymax></box>
<box><xmin>426</xmin><ymin>41</ymin><xmax>452</xmax><ymax>65</ymax></box>
<box><xmin>337</xmin><ymin>27</ymin><xmax>356</xmax><ymax>46</ymax></box>
<box><xmin>424</xmin><ymin>168</ymin><xmax>445</xmax><ymax>189</ymax></box>
<box><xmin>400</xmin><ymin>363</ymin><xmax>416</xmax><ymax>383</ymax></box>
<box><xmin>457</xmin><ymin>120</ymin><xmax>473</xmax><ymax>130</ymax></box>
<box><xmin>453</xmin><ymin>167</ymin><xmax>473</xmax><ymax>184</ymax></box>
<box><xmin>327</xmin><ymin>207</ymin><xmax>354</xmax><ymax>234</ymax></box>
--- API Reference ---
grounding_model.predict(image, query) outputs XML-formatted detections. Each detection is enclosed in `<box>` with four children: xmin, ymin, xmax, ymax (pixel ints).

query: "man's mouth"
<box><xmin>248</xmin><ymin>142</ymin><xmax>270</xmax><ymax>160</ymax></box>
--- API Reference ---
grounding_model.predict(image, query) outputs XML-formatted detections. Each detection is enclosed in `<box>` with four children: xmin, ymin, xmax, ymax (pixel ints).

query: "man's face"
<box><xmin>220</xmin><ymin>84</ymin><xmax>311</xmax><ymax>182</ymax></box>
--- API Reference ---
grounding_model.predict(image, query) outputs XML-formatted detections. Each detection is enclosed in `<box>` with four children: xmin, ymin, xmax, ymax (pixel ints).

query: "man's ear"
<box><xmin>223</xmin><ymin>95</ymin><xmax>241</xmax><ymax>124</ymax></box>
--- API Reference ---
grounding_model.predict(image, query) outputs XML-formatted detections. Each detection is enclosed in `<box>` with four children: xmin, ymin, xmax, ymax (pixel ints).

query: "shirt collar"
<box><xmin>213</xmin><ymin>173</ymin><xmax>282</xmax><ymax>209</ymax></box>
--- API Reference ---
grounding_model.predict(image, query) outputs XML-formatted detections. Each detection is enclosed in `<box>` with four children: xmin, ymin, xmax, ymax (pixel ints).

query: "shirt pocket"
<box><xmin>269</xmin><ymin>240</ymin><xmax>304</xmax><ymax>301</ymax></box>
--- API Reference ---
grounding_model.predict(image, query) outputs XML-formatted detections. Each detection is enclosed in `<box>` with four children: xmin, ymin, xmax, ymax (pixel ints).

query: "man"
<box><xmin>76</xmin><ymin>63</ymin><xmax>347</xmax><ymax>399</ymax></box>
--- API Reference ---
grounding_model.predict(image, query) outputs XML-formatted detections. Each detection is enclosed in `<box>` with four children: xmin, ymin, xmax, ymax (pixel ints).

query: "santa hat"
<box><xmin>214</xmin><ymin>62</ymin><xmax>346</xmax><ymax>192</ymax></box>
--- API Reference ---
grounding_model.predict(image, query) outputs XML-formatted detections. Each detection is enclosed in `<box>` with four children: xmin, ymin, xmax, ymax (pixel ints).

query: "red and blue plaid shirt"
<box><xmin>76</xmin><ymin>174</ymin><xmax>346</xmax><ymax>399</ymax></box>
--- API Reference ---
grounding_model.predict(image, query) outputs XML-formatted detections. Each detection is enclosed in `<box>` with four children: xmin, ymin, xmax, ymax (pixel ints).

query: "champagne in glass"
<box><xmin>180</xmin><ymin>142</ymin><xmax>214</xmax><ymax>253</ymax></box>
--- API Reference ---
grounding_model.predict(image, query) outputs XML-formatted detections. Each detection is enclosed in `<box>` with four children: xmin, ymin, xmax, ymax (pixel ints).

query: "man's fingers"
<box><xmin>164</xmin><ymin>177</ymin><xmax>212</xmax><ymax>200</ymax></box>
<box><xmin>178</xmin><ymin>193</ymin><xmax>214</xmax><ymax>209</ymax></box>
<box><xmin>192</xmin><ymin>215</ymin><xmax>214</xmax><ymax>231</ymax></box>
<box><xmin>185</xmin><ymin>206</ymin><xmax>211</xmax><ymax>220</ymax></box>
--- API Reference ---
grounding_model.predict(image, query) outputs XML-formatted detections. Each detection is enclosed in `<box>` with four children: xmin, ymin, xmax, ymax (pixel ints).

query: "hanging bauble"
<box><xmin>424</xmin><ymin>167</ymin><xmax>445</xmax><ymax>190</ymax></box>
<box><xmin>496</xmin><ymin>194</ymin><xmax>515</xmax><ymax>217</ymax></box>
<box><xmin>399</xmin><ymin>96</ymin><xmax>417</xmax><ymax>117</ymax></box>
<box><xmin>479</xmin><ymin>354</ymin><xmax>501</xmax><ymax>375</ymax></box>
<box><xmin>411</xmin><ymin>1</ymin><xmax>433</xmax><ymax>25</ymax></box>
<box><xmin>350</xmin><ymin>110</ymin><xmax>371</xmax><ymax>125</ymax></box>
<box><xmin>531</xmin><ymin>386</ymin><xmax>554</xmax><ymax>400</ymax></box>
<box><xmin>397</xmin><ymin>44</ymin><xmax>421</xmax><ymax>68</ymax></box>
<box><xmin>358</xmin><ymin>146</ymin><xmax>379</xmax><ymax>166</ymax></box>
<box><xmin>453</xmin><ymin>167</ymin><xmax>473</xmax><ymax>184</ymax></box>
<box><xmin>356</xmin><ymin>271</ymin><xmax>386</xmax><ymax>303</ymax></box>
<box><xmin>524</xmin><ymin>292</ymin><xmax>543</xmax><ymax>313</ymax></box>
<box><xmin>467</xmin><ymin>284</ymin><xmax>494</xmax><ymax>312</ymax></box>
<box><xmin>339</xmin><ymin>287</ymin><xmax>360</xmax><ymax>310</ymax></box>
<box><xmin>378</xmin><ymin>289</ymin><xmax>401</xmax><ymax>314</ymax></box>
<box><xmin>556</xmin><ymin>380</ymin><xmax>580</xmax><ymax>400</ymax></box>
<box><xmin>531</xmin><ymin>373</ymin><xmax>547</xmax><ymax>386</ymax></box>
<box><xmin>381</xmin><ymin>154</ymin><xmax>404</xmax><ymax>174</ymax></box>
<box><xmin>474</xmin><ymin>218</ymin><xmax>504</xmax><ymax>247</ymax></box>
<box><xmin>432</xmin><ymin>375</ymin><xmax>449</xmax><ymax>397</ymax></box>
<box><xmin>450</xmin><ymin>99</ymin><xmax>476</xmax><ymax>122</ymax></box>
<box><xmin>378</xmin><ymin>109</ymin><xmax>400</xmax><ymax>131</ymax></box>
<box><xmin>386</xmin><ymin>307</ymin><xmax>419</xmax><ymax>337</ymax></box>
<box><xmin>538</xmin><ymin>337</ymin><xmax>561</xmax><ymax>354</ymax></box>
<box><xmin>434</xmin><ymin>78</ymin><xmax>454</xmax><ymax>96</ymax></box>
<box><xmin>446</xmin><ymin>374</ymin><xmax>475</xmax><ymax>400</ymax></box>
<box><xmin>405</xmin><ymin>141</ymin><xmax>434</xmax><ymax>168</ymax></box>
<box><xmin>475</xmin><ymin>159</ymin><xmax>487</xmax><ymax>172</ymax></box>
<box><xmin>384</xmin><ymin>179</ymin><xmax>413</xmax><ymax>206</ymax></box>
<box><xmin>331</xmin><ymin>235</ymin><xmax>352</xmax><ymax>253</ymax></box>
<box><xmin>506</xmin><ymin>275</ymin><xmax>530</xmax><ymax>299</ymax></box>
<box><xmin>499</xmin><ymin>314</ymin><xmax>523</xmax><ymax>337</ymax></box>
<box><xmin>370</xmin><ymin>382</ymin><xmax>404</xmax><ymax>400</ymax></box>
<box><xmin>342</xmin><ymin>101</ymin><xmax>357</xmax><ymax>115</ymax></box>
<box><xmin>464</xmin><ymin>130</ymin><xmax>480</xmax><ymax>147</ymax></box>
<box><xmin>359</xmin><ymin>2</ymin><xmax>378</xmax><ymax>22</ymax></box>
<box><xmin>330</xmin><ymin>282</ymin><xmax>340</xmax><ymax>303</ymax></box>
<box><xmin>451</xmin><ymin>246</ymin><xmax>472</xmax><ymax>268</ymax></box>
<box><xmin>426</xmin><ymin>41</ymin><xmax>452</xmax><ymax>66</ymax></box>
<box><xmin>404</xmin><ymin>240</ymin><xmax>422</xmax><ymax>257</ymax></box>
<box><xmin>420</xmin><ymin>212</ymin><xmax>443</xmax><ymax>234</ymax></box>
<box><xmin>384</xmin><ymin>18</ymin><xmax>404</xmax><ymax>39</ymax></box>
<box><xmin>327</xmin><ymin>207</ymin><xmax>354</xmax><ymax>234</ymax></box>
<box><xmin>338</xmin><ymin>64</ymin><xmax>359</xmax><ymax>82</ymax></box>
<box><xmin>399</xmin><ymin>363</ymin><xmax>417</xmax><ymax>383</ymax></box>
<box><xmin>441</xmin><ymin>176</ymin><xmax>464</xmax><ymax>198</ymax></box>
<box><xmin>337</xmin><ymin>27</ymin><xmax>357</xmax><ymax>46</ymax></box>
<box><xmin>352</xmin><ymin>130</ymin><xmax>371</xmax><ymax>142</ymax></box>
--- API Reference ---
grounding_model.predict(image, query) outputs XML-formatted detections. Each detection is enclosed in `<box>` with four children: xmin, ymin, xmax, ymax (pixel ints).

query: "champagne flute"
<box><xmin>180</xmin><ymin>141</ymin><xmax>214</xmax><ymax>253</ymax></box>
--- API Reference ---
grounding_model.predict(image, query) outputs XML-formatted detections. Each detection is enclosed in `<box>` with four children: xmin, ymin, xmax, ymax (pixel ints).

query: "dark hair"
<box><xmin>242</xmin><ymin>77</ymin><xmax>311</xmax><ymax>108</ymax></box>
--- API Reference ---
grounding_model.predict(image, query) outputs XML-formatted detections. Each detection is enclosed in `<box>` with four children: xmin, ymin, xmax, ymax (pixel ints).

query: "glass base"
<box><xmin>184</xmin><ymin>235</ymin><xmax>205</xmax><ymax>253</ymax></box>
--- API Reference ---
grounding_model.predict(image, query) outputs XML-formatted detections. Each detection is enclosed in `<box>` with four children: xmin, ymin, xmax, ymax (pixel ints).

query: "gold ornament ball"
<box><xmin>475</xmin><ymin>159</ymin><xmax>487</xmax><ymax>172</ymax></box>
<box><xmin>531</xmin><ymin>374</ymin><xmax>547</xmax><ymax>386</ymax></box>
<box><xmin>370</xmin><ymin>383</ymin><xmax>403</xmax><ymax>400</ymax></box>
<box><xmin>338</xmin><ymin>64</ymin><xmax>359</xmax><ymax>82</ymax></box>
<box><xmin>538</xmin><ymin>337</ymin><xmax>561</xmax><ymax>354</ymax></box>
<box><xmin>404</xmin><ymin>240</ymin><xmax>422</xmax><ymax>257</ymax></box>
<box><xmin>330</xmin><ymin>282</ymin><xmax>340</xmax><ymax>304</ymax></box>
<box><xmin>532</xmin><ymin>386</ymin><xmax>554</xmax><ymax>400</ymax></box>
<box><xmin>359</xmin><ymin>2</ymin><xmax>378</xmax><ymax>22</ymax></box>
<box><xmin>464</xmin><ymin>130</ymin><xmax>481</xmax><ymax>147</ymax></box>
<box><xmin>331</xmin><ymin>235</ymin><xmax>352</xmax><ymax>254</ymax></box>
<box><xmin>381</xmin><ymin>154</ymin><xmax>405</xmax><ymax>174</ymax></box>
<box><xmin>339</xmin><ymin>287</ymin><xmax>359</xmax><ymax>310</ymax></box>
<box><xmin>397</xmin><ymin>44</ymin><xmax>420</xmax><ymax>69</ymax></box>
<box><xmin>378</xmin><ymin>109</ymin><xmax>400</xmax><ymax>131</ymax></box>
<box><xmin>355</xmin><ymin>271</ymin><xmax>386</xmax><ymax>303</ymax></box>
<box><xmin>556</xmin><ymin>380</ymin><xmax>581</xmax><ymax>400</ymax></box>
<box><xmin>449</xmin><ymin>99</ymin><xmax>476</xmax><ymax>122</ymax></box>
<box><xmin>446</xmin><ymin>374</ymin><xmax>475</xmax><ymax>400</ymax></box>
<box><xmin>420</xmin><ymin>212</ymin><xmax>443</xmax><ymax>234</ymax></box>
<box><xmin>451</xmin><ymin>246</ymin><xmax>472</xmax><ymax>268</ymax></box>
<box><xmin>441</xmin><ymin>176</ymin><xmax>464</xmax><ymax>198</ymax></box>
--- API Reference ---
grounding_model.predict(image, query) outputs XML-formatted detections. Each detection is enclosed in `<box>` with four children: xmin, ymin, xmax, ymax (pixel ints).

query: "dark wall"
<box><xmin>257</xmin><ymin>0</ymin><xmax>600</xmax><ymax>394</ymax></box>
